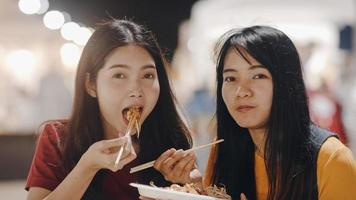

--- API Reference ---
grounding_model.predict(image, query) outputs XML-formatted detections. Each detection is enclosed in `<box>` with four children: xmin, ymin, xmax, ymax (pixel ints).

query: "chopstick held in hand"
<box><xmin>129</xmin><ymin>139</ymin><xmax>224</xmax><ymax>173</ymax></box>
<box><xmin>114</xmin><ymin>117</ymin><xmax>135</xmax><ymax>165</ymax></box>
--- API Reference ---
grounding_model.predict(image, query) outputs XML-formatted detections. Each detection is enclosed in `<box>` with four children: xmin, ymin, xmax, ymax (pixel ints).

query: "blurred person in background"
<box><xmin>308</xmin><ymin>79</ymin><xmax>348</xmax><ymax>144</ymax></box>
<box><xmin>204</xmin><ymin>26</ymin><xmax>356</xmax><ymax>200</ymax></box>
<box><xmin>36</xmin><ymin>62</ymin><xmax>72</xmax><ymax>127</ymax></box>
<box><xmin>298</xmin><ymin>42</ymin><xmax>348</xmax><ymax>144</ymax></box>
<box><xmin>26</xmin><ymin>19</ymin><xmax>199</xmax><ymax>200</ymax></box>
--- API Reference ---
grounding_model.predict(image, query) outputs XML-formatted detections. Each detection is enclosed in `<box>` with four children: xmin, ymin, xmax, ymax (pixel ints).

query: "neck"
<box><xmin>248</xmin><ymin>127</ymin><xmax>267</xmax><ymax>157</ymax></box>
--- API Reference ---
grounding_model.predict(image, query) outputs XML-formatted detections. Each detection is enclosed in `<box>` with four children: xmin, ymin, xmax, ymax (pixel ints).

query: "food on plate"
<box><xmin>149</xmin><ymin>181</ymin><xmax>231</xmax><ymax>200</ymax></box>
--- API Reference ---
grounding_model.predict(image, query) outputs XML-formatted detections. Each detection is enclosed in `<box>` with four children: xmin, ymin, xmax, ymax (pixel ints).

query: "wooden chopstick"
<box><xmin>129</xmin><ymin>139</ymin><xmax>224</xmax><ymax>173</ymax></box>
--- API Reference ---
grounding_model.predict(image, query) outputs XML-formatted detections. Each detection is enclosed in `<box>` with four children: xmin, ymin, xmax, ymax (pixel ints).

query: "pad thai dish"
<box><xmin>150</xmin><ymin>182</ymin><xmax>231</xmax><ymax>200</ymax></box>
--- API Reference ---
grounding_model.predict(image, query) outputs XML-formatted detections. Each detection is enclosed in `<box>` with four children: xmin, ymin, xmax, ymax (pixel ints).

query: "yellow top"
<box><xmin>255</xmin><ymin>137</ymin><xmax>356</xmax><ymax>200</ymax></box>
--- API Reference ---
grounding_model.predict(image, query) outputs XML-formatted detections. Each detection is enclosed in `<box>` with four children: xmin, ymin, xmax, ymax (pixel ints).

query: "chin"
<box><xmin>235</xmin><ymin>119</ymin><xmax>258</xmax><ymax>129</ymax></box>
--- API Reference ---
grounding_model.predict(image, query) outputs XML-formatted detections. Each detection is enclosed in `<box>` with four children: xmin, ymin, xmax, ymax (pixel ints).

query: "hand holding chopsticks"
<box><xmin>129</xmin><ymin>139</ymin><xmax>224</xmax><ymax>173</ymax></box>
<box><xmin>114</xmin><ymin>117</ymin><xmax>135</xmax><ymax>165</ymax></box>
<box><xmin>115</xmin><ymin>107</ymin><xmax>141</xmax><ymax>166</ymax></box>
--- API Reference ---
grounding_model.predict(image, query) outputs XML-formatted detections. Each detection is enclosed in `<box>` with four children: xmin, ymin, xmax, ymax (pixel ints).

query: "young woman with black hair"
<box><xmin>26</xmin><ymin>19</ymin><xmax>198</xmax><ymax>200</ymax></box>
<box><xmin>204</xmin><ymin>26</ymin><xmax>356</xmax><ymax>200</ymax></box>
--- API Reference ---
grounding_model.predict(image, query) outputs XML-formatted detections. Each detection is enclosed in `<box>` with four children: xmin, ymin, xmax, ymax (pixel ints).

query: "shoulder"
<box><xmin>26</xmin><ymin>120</ymin><xmax>70</xmax><ymax>191</ymax></box>
<box><xmin>32</xmin><ymin>120</ymin><xmax>70</xmax><ymax>171</ymax></box>
<box><xmin>318</xmin><ymin>137</ymin><xmax>354</xmax><ymax>164</ymax></box>
<box><xmin>38</xmin><ymin>120</ymin><xmax>68</xmax><ymax>137</ymax></box>
<box><xmin>37</xmin><ymin>120</ymin><xmax>69</xmax><ymax>149</ymax></box>
<box><xmin>316</xmin><ymin>134</ymin><xmax>356</xmax><ymax>199</ymax></box>
<box><xmin>317</xmin><ymin>136</ymin><xmax>356</xmax><ymax>180</ymax></box>
<box><xmin>318</xmin><ymin>137</ymin><xmax>355</xmax><ymax>168</ymax></box>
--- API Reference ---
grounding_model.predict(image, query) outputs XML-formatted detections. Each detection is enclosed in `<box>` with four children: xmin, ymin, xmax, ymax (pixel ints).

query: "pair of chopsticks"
<box><xmin>114</xmin><ymin>112</ymin><xmax>139</xmax><ymax>165</ymax></box>
<box><xmin>129</xmin><ymin>139</ymin><xmax>224</xmax><ymax>173</ymax></box>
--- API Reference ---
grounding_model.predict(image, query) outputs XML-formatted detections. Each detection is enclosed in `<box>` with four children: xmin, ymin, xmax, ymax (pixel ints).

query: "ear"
<box><xmin>85</xmin><ymin>73</ymin><xmax>97</xmax><ymax>98</ymax></box>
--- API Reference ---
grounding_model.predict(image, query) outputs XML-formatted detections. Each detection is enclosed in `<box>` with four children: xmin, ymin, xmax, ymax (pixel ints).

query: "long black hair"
<box><xmin>212</xmin><ymin>26</ymin><xmax>312</xmax><ymax>200</ymax></box>
<box><xmin>62</xmin><ymin>19</ymin><xmax>192</xmax><ymax>191</ymax></box>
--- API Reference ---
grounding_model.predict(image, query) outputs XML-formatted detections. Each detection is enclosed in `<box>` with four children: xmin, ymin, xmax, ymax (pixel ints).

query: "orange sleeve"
<box><xmin>317</xmin><ymin>137</ymin><xmax>356</xmax><ymax>200</ymax></box>
<box><xmin>203</xmin><ymin>142</ymin><xmax>218</xmax><ymax>187</ymax></box>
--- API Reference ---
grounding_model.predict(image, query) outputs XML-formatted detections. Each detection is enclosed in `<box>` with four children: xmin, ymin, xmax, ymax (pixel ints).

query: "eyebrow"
<box><xmin>108</xmin><ymin>64</ymin><xmax>156</xmax><ymax>70</ymax></box>
<box><xmin>223</xmin><ymin>64</ymin><xmax>266</xmax><ymax>73</ymax></box>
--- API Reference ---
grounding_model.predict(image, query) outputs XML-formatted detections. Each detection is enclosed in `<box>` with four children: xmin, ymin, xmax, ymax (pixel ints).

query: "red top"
<box><xmin>26</xmin><ymin>121</ymin><xmax>139</xmax><ymax>200</ymax></box>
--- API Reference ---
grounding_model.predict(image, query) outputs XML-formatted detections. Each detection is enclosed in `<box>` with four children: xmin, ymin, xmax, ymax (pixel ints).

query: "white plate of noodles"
<box><xmin>130</xmin><ymin>183</ymin><xmax>221</xmax><ymax>200</ymax></box>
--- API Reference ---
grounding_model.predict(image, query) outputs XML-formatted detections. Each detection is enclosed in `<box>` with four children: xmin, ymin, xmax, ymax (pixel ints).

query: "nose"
<box><xmin>128</xmin><ymin>81</ymin><xmax>143</xmax><ymax>98</ymax></box>
<box><xmin>236</xmin><ymin>85</ymin><xmax>252</xmax><ymax>98</ymax></box>
<box><xmin>235</xmin><ymin>86</ymin><xmax>241</xmax><ymax>96</ymax></box>
<box><xmin>129</xmin><ymin>89</ymin><xmax>143</xmax><ymax>98</ymax></box>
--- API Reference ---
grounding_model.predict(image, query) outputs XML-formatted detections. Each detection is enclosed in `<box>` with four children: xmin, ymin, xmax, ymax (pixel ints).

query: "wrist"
<box><xmin>77</xmin><ymin>156</ymin><xmax>99</xmax><ymax>177</ymax></box>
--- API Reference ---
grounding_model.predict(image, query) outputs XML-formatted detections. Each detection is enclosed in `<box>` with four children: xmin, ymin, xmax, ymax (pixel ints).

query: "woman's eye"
<box><xmin>144</xmin><ymin>73</ymin><xmax>155</xmax><ymax>79</ymax></box>
<box><xmin>253</xmin><ymin>74</ymin><xmax>267</xmax><ymax>79</ymax></box>
<box><xmin>113</xmin><ymin>73</ymin><xmax>125</xmax><ymax>79</ymax></box>
<box><xmin>224</xmin><ymin>77</ymin><xmax>235</xmax><ymax>82</ymax></box>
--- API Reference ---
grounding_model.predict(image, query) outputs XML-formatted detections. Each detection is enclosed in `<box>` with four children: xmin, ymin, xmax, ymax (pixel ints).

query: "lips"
<box><xmin>236</xmin><ymin>105</ymin><xmax>255</xmax><ymax>113</ymax></box>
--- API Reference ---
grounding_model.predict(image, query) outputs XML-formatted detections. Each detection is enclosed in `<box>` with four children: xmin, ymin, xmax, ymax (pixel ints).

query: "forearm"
<box><xmin>44</xmin><ymin>160</ymin><xmax>97</xmax><ymax>200</ymax></box>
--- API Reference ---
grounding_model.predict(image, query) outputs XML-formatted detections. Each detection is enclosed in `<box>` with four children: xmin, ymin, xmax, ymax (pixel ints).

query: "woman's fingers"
<box><xmin>156</xmin><ymin>150</ymin><xmax>197</xmax><ymax>183</ymax></box>
<box><xmin>153</xmin><ymin>148</ymin><xmax>199</xmax><ymax>184</ymax></box>
<box><xmin>107</xmin><ymin>141</ymin><xmax>137</xmax><ymax>171</ymax></box>
<box><xmin>160</xmin><ymin>150</ymin><xmax>184</xmax><ymax>173</ymax></box>
<box><xmin>106</xmin><ymin>149</ymin><xmax>137</xmax><ymax>171</ymax></box>
<box><xmin>96</xmin><ymin>137</ymin><xmax>128</xmax><ymax>151</ymax></box>
<box><xmin>181</xmin><ymin>157</ymin><xmax>196</xmax><ymax>178</ymax></box>
<box><xmin>180</xmin><ymin>156</ymin><xmax>196</xmax><ymax>182</ymax></box>
<box><xmin>108</xmin><ymin>153</ymin><xmax>137</xmax><ymax>171</ymax></box>
<box><xmin>172</xmin><ymin>152</ymin><xmax>195</xmax><ymax>177</ymax></box>
<box><xmin>154</xmin><ymin>148</ymin><xmax>176</xmax><ymax>170</ymax></box>
<box><xmin>80</xmin><ymin>136</ymin><xmax>133</xmax><ymax>172</ymax></box>
<box><xmin>119</xmin><ymin>145</ymin><xmax>137</xmax><ymax>166</ymax></box>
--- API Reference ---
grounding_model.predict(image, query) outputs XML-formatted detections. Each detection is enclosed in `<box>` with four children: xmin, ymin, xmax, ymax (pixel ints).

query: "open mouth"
<box><xmin>122</xmin><ymin>106</ymin><xmax>143</xmax><ymax>138</ymax></box>
<box><xmin>122</xmin><ymin>106</ymin><xmax>143</xmax><ymax>125</ymax></box>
